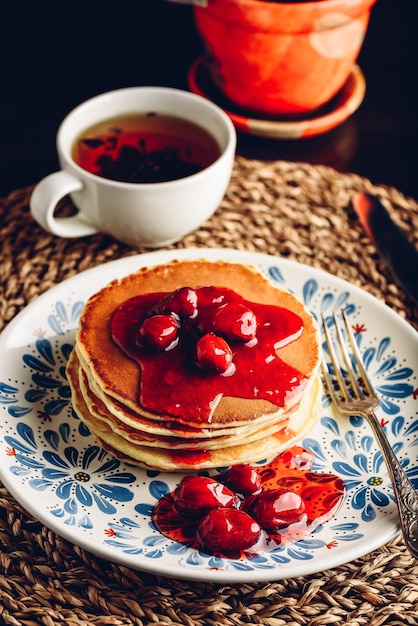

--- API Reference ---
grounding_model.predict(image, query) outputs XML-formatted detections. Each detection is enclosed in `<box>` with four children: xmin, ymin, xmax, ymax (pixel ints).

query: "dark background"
<box><xmin>1</xmin><ymin>0</ymin><xmax>417</xmax><ymax>199</ymax></box>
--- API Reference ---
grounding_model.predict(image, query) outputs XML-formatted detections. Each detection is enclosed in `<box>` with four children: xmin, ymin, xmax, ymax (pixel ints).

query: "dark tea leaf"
<box><xmin>105</xmin><ymin>136</ymin><xmax>119</xmax><ymax>151</ymax></box>
<box><xmin>81</xmin><ymin>138</ymin><xmax>105</xmax><ymax>149</ymax></box>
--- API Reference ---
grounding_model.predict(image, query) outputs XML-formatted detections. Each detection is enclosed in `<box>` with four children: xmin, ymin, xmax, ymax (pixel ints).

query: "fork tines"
<box><xmin>321</xmin><ymin>310</ymin><xmax>380</xmax><ymax>411</ymax></box>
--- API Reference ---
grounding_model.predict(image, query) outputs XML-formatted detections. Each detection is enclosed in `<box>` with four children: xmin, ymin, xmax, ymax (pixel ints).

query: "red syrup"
<box><xmin>110</xmin><ymin>286</ymin><xmax>307</xmax><ymax>424</ymax></box>
<box><xmin>152</xmin><ymin>447</ymin><xmax>346</xmax><ymax>557</ymax></box>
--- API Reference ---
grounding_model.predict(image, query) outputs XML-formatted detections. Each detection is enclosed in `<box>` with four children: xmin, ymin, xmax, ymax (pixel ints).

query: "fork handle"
<box><xmin>367</xmin><ymin>409</ymin><xmax>418</xmax><ymax>559</ymax></box>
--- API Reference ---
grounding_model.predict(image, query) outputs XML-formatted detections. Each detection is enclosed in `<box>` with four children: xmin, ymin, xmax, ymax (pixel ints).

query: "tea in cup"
<box><xmin>30</xmin><ymin>87</ymin><xmax>236</xmax><ymax>247</ymax></box>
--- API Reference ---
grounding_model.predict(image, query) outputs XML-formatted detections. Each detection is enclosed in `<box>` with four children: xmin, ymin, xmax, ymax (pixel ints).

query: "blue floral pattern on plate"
<box><xmin>0</xmin><ymin>249</ymin><xmax>417</xmax><ymax>583</ymax></box>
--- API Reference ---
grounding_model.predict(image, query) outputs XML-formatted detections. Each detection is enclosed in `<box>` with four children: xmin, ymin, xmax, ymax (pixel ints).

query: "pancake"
<box><xmin>67</xmin><ymin>259</ymin><xmax>322</xmax><ymax>470</ymax></box>
<box><xmin>75</xmin><ymin>351</ymin><xmax>290</xmax><ymax>447</ymax></box>
<box><xmin>75</xmin><ymin>260</ymin><xmax>319</xmax><ymax>424</ymax></box>
<box><xmin>67</xmin><ymin>348</ymin><xmax>322</xmax><ymax>471</ymax></box>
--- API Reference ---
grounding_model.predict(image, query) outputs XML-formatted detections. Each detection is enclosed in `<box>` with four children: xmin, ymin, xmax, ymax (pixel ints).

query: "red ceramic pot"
<box><xmin>194</xmin><ymin>0</ymin><xmax>377</xmax><ymax>117</ymax></box>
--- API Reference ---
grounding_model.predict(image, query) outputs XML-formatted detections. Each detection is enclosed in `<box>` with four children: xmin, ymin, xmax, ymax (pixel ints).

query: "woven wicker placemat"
<box><xmin>1</xmin><ymin>157</ymin><xmax>417</xmax><ymax>626</ymax></box>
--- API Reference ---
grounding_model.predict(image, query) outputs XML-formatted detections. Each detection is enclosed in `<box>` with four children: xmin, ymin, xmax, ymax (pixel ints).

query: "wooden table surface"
<box><xmin>1</xmin><ymin>0</ymin><xmax>417</xmax><ymax>200</ymax></box>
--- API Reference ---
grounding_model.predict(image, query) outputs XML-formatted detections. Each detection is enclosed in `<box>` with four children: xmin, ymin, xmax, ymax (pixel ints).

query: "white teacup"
<box><xmin>30</xmin><ymin>87</ymin><xmax>236</xmax><ymax>247</ymax></box>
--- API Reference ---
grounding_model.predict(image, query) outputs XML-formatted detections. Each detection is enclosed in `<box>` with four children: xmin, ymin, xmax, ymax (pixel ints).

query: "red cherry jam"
<box><xmin>152</xmin><ymin>447</ymin><xmax>345</xmax><ymax>557</ymax></box>
<box><xmin>111</xmin><ymin>286</ymin><xmax>306</xmax><ymax>423</ymax></box>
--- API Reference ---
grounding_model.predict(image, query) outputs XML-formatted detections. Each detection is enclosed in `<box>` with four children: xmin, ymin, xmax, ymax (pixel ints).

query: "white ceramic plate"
<box><xmin>0</xmin><ymin>248</ymin><xmax>417</xmax><ymax>583</ymax></box>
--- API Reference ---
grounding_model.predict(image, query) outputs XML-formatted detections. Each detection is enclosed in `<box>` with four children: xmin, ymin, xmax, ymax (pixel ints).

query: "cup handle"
<box><xmin>30</xmin><ymin>170</ymin><xmax>99</xmax><ymax>238</ymax></box>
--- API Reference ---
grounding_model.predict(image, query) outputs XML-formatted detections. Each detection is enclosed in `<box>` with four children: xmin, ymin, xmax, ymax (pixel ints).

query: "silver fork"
<box><xmin>321</xmin><ymin>310</ymin><xmax>418</xmax><ymax>559</ymax></box>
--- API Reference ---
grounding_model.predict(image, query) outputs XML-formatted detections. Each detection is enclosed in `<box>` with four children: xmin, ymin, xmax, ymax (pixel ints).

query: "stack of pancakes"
<box><xmin>67</xmin><ymin>259</ymin><xmax>322</xmax><ymax>471</ymax></box>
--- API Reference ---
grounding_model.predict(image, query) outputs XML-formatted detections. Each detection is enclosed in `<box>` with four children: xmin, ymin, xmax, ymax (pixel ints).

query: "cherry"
<box><xmin>244</xmin><ymin>487</ymin><xmax>305</xmax><ymax>529</ymax></box>
<box><xmin>195</xmin><ymin>333</ymin><xmax>234</xmax><ymax>374</ymax></box>
<box><xmin>137</xmin><ymin>314</ymin><xmax>178</xmax><ymax>351</ymax></box>
<box><xmin>152</xmin><ymin>447</ymin><xmax>346</xmax><ymax>557</ymax></box>
<box><xmin>173</xmin><ymin>476</ymin><xmax>239</xmax><ymax>519</ymax></box>
<box><xmin>212</xmin><ymin>302</ymin><xmax>257</xmax><ymax>342</ymax></box>
<box><xmin>219</xmin><ymin>464</ymin><xmax>262</xmax><ymax>496</ymax></box>
<box><xmin>157</xmin><ymin>287</ymin><xmax>198</xmax><ymax>320</ymax></box>
<box><xmin>197</xmin><ymin>507</ymin><xmax>261</xmax><ymax>553</ymax></box>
